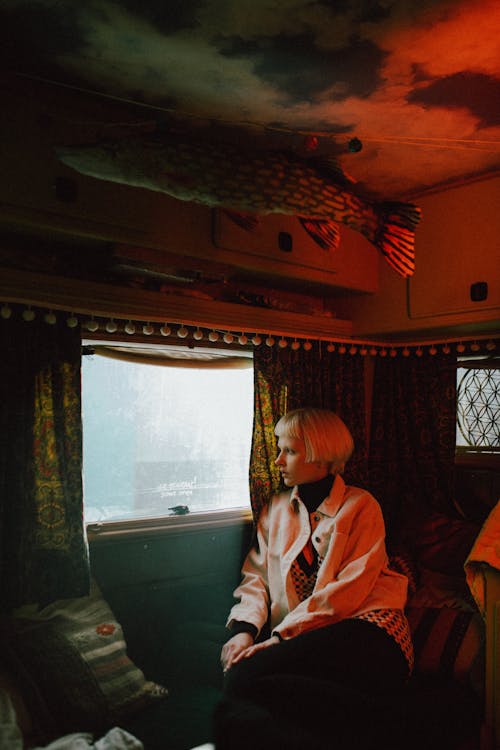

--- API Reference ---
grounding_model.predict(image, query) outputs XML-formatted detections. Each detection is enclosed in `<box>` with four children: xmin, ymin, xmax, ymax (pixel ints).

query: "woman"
<box><xmin>215</xmin><ymin>408</ymin><xmax>413</xmax><ymax>750</ymax></box>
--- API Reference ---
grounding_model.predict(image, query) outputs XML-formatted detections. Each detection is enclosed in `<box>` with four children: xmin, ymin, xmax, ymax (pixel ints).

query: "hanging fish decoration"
<box><xmin>56</xmin><ymin>134</ymin><xmax>421</xmax><ymax>277</ymax></box>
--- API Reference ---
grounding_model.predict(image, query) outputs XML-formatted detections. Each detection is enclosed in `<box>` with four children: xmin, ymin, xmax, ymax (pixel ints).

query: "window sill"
<box><xmin>455</xmin><ymin>449</ymin><xmax>500</xmax><ymax>470</ymax></box>
<box><xmin>86</xmin><ymin>506</ymin><xmax>254</xmax><ymax>542</ymax></box>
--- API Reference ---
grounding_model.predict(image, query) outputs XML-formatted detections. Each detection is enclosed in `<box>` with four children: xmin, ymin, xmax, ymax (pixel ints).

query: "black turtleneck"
<box><xmin>297</xmin><ymin>473</ymin><xmax>334</xmax><ymax>513</ymax></box>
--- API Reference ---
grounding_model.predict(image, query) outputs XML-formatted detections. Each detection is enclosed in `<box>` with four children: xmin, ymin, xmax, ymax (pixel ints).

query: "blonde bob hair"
<box><xmin>274</xmin><ymin>408</ymin><xmax>354</xmax><ymax>475</ymax></box>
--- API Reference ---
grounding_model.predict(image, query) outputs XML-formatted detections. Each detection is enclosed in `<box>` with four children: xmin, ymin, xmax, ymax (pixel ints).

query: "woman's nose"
<box><xmin>275</xmin><ymin>452</ymin><xmax>284</xmax><ymax>466</ymax></box>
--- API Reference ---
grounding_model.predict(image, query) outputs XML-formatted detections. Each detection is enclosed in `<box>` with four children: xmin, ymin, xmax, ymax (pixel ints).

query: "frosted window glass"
<box><xmin>82</xmin><ymin>354</ymin><xmax>253</xmax><ymax>522</ymax></box>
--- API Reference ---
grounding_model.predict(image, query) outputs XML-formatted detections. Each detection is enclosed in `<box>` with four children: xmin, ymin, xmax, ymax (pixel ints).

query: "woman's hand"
<box><xmin>220</xmin><ymin>632</ymin><xmax>254</xmax><ymax>672</ymax></box>
<box><xmin>230</xmin><ymin>635</ymin><xmax>280</xmax><ymax>666</ymax></box>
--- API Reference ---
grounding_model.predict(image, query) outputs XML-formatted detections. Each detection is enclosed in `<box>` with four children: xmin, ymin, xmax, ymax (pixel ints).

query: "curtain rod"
<box><xmin>1</xmin><ymin>301</ymin><xmax>498</xmax><ymax>357</ymax></box>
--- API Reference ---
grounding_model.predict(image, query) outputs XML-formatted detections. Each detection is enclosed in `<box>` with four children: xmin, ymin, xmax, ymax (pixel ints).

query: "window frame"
<box><xmin>455</xmin><ymin>355</ymin><xmax>500</xmax><ymax>469</ymax></box>
<box><xmin>82</xmin><ymin>337</ymin><xmax>255</xmax><ymax>532</ymax></box>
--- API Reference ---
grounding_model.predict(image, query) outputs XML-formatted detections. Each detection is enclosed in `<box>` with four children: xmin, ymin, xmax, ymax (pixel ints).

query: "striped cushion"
<box><xmin>406</xmin><ymin>606</ymin><xmax>484</xmax><ymax>690</ymax></box>
<box><xmin>2</xmin><ymin>582</ymin><xmax>168</xmax><ymax>740</ymax></box>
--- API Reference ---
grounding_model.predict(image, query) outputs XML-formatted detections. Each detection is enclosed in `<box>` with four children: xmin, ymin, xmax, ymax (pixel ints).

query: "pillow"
<box><xmin>408</xmin><ymin>513</ymin><xmax>481</xmax><ymax>575</ymax></box>
<box><xmin>0</xmin><ymin>582</ymin><xmax>168</xmax><ymax>742</ymax></box>
<box><xmin>408</xmin><ymin>567</ymin><xmax>477</xmax><ymax>611</ymax></box>
<box><xmin>0</xmin><ymin>684</ymin><xmax>25</xmax><ymax>750</ymax></box>
<box><xmin>0</xmin><ymin>670</ymin><xmax>33</xmax><ymax>743</ymax></box>
<box><xmin>406</xmin><ymin>606</ymin><xmax>484</xmax><ymax>694</ymax></box>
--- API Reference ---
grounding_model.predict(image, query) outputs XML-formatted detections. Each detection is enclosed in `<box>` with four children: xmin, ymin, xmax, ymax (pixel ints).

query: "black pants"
<box><xmin>214</xmin><ymin>619</ymin><xmax>409</xmax><ymax>750</ymax></box>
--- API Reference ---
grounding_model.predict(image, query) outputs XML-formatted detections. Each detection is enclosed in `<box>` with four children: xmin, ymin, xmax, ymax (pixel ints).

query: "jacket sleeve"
<box><xmin>226</xmin><ymin>504</ymin><xmax>271</xmax><ymax>635</ymax></box>
<box><xmin>274</xmin><ymin>495</ymin><xmax>391</xmax><ymax>639</ymax></box>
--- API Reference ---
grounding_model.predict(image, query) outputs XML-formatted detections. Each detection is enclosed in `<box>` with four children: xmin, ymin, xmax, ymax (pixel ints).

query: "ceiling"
<box><xmin>1</xmin><ymin>0</ymin><xmax>499</xmax><ymax>199</ymax></box>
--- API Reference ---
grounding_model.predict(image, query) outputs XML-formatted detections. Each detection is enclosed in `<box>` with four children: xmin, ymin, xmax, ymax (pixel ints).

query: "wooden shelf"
<box><xmin>0</xmin><ymin>266</ymin><xmax>353</xmax><ymax>340</ymax></box>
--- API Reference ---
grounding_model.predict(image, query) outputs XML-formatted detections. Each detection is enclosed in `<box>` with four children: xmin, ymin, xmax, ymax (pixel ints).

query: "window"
<box><xmin>82</xmin><ymin>345</ymin><xmax>254</xmax><ymax>523</ymax></box>
<box><xmin>456</xmin><ymin>358</ymin><xmax>500</xmax><ymax>455</ymax></box>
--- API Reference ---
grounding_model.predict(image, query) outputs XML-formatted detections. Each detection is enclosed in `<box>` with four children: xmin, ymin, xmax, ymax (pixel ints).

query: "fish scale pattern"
<box><xmin>57</xmin><ymin>134</ymin><xmax>421</xmax><ymax>276</ymax></box>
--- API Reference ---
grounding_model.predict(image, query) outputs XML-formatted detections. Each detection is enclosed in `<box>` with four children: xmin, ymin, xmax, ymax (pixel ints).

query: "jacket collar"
<box><xmin>289</xmin><ymin>474</ymin><xmax>346</xmax><ymax>517</ymax></box>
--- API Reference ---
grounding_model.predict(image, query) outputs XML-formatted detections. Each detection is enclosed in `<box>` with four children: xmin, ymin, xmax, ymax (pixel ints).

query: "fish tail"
<box><xmin>299</xmin><ymin>218</ymin><xmax>341</xmax><ymax>252</ymax></box>
<box><xmin>374</xmin><ymin>202</ymin><xmax>421</xmax><ymax>277</ymax></box>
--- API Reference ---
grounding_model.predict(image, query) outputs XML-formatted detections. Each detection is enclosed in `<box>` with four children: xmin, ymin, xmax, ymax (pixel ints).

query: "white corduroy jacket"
<box><xmin>227</xmin><ymin>475</ymin><xmax>408</xmax><ymax>640</ymax></box>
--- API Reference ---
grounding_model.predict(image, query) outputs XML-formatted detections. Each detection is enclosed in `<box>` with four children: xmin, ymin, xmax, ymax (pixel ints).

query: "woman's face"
<box><xmin>275</xmin><ymin>433</ymin><xmax>329</xmax><ymax>487</ymax></box>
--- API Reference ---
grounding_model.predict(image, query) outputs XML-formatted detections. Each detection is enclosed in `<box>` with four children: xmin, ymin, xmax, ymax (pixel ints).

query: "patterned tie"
<box><xmin>301</xmin><ymin>536</ymin><xmax>316</xmax><ymax>567</ymax></box>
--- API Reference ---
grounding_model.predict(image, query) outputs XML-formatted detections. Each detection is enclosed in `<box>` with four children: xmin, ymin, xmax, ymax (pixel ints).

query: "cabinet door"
<box><xmin>213</xmin><ymin>208</ymin><xmax>378</xmax><ymax>293</ymax></box>
<box><xmin>408</xmin><ymin>178</ymin><xmax>500</xmax><ymax>319</ymax></box>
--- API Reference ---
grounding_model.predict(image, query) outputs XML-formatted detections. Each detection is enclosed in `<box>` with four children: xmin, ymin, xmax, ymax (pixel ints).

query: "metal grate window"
<box><xmin>457</xmin><ymin>363</ymin><xmax>500</xmax><ymax>450</ymax></box>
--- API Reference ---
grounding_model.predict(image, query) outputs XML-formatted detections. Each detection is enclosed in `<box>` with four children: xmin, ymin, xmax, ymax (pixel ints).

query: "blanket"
<box><xmin>464</xmin><ymin>500</ymin><xmax>500</xmax><ymax>617</ymax></box>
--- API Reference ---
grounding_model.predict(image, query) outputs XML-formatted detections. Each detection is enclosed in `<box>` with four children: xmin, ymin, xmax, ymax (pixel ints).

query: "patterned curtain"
<box><xmin>369</xmin><ymin>351</ymin><xmax>456</xmax><ymax>546</ymax></box>
<box><xmin>250</xmin><ymin>343</ymin><xmax>367</xmax><ymax>519</ymax></box>
<box><xmin>0</xmin><ymin>313</ymin><xmax>89</xmax><ymax>612</ymax></box>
